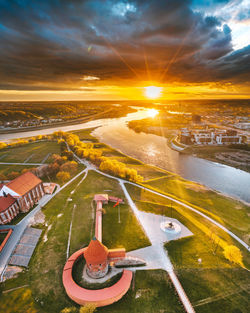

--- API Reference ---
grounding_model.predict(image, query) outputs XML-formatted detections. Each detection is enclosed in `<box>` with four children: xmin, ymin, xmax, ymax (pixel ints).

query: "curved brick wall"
<box><xmin>0</xmin><ymin>228</ymin><xmax>13</xmax><ymax>253</ymax></box>
<box><xmin>62</xmin><ymin>248</ymin><xmax>133</xmax><ymax>307</ymax></box>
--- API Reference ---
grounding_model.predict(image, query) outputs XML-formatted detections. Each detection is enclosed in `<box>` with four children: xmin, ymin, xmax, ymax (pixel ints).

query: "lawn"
<box><xmin>126</xmin><ymin>184</ymin><xmax>250</xmax><ymax>266</ymax></box>
<box><xmin>0</xmin><ymin>164</ymin><xmax>36</xmax><ymax>176</ymax></box>
<box><xmin>0</xmin><ymin>170</ymin><xmax>150</xmax><ymax>313</ymax></box>
<box><xmin>72</xmin><ymin>128</ymin><xmax>98</xmax><ymax>142</ymax></box>
<box><xmin>141</xmin><ymin>175</ymin><xmax>250</xmax><ymax>244</ymax></box>
<box><xmin>98</xmin><ymin>270</ymin><xmax>185</xmax><ymax>313</ymax></box>
<box><xmin>102</xmin><ymin>201</ymin><xmax>150</xmax><ymax>252</ymax></box>
<box><xmin>125</xmin><ymin>185</ymin><xmax>250</xmax><ymax>313</ymax></box>
<box><xmin>0</xmin><ymin>141</ymin><xmax>60</xmax><ymax>163</ymax></box>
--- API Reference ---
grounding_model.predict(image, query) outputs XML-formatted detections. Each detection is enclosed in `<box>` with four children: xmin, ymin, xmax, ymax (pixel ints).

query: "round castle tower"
<box><xmin>84</xmin><ymin>236</ymin><xmax>109</xmax><ymax>278</ymax></box>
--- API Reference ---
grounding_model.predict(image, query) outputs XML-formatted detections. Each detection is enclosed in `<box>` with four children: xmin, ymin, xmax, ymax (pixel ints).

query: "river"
<box><xmin>1</xmin><ymin>108</ymin><xmax>249</xmax><ymax>203</ymax></box>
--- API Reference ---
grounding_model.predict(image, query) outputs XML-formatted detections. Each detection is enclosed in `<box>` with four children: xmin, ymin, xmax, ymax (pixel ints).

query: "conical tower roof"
<box><xmin>84</xmin><ymin>237</ymin><xmax>108</xmax><ymax>265</ymax></box>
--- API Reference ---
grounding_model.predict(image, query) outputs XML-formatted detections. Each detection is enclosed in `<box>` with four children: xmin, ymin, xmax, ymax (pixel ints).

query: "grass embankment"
<box><xmin>72</xmin><ymin>128</ymin><xmax>98</xmax><ymax>142</ymax></box>
<box><xmin>93</xmin><ymin>141</ymin><xmax>171</xmax><ymax>182</ymax></box>
<box><xmin>0</xmin><ymin>141</ymin><xmax>60</xmax><ymax>163</ymax></box>
<box><xmin>126</xmin><ymin>185</ymin><xmax>250</xmax><ymax>313</ymax></box>
<box><xmin>140</xmin><ymin>175</ymin><xmax>250</xmax><ymax>245</ymax></box>
<box><xmin>127</xmin><ymin>184</ymin><xmax>250</xmax><ymax>265</ymax></box>
<box><xmin>0</xmin><ymin>170</ymin><xmax>150</xmax><ymax>313</ymax></box>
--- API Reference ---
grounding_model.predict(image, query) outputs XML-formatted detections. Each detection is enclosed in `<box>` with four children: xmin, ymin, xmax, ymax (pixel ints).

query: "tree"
<box><xmin>79</xmin><ymin>304</ymin><xmax>96</xmax><ymax>313</ymax></box>
<box><xmin>223</xmin><ymin>245</ymin><xmax>243</xmax><ymax>266</ymax></box>
<box><xmin>48</xmin><ymin>162</ymin><xmax>60</xmax><ymax>175</ymax></box>
<box><xmin>52</xmin><ymin>154</ymin><xmax>66</xmax><ymax>165</ymax></box>
<box><xmin>62</xmin><ymin>150</ymin><xmax>74</xmax><ymax>160</ymax></box>
<box><xmin>56</xmin><ymin>171</ymin><xmax>70</xmax><ymax>184</ymax></box>
<box><xmin>60</xmin><ymin>161</ymin><xmax>78</xmax><ymax>175</ymax></box>
<box><xmin>0</xmin><ymin>142</ymin><xmax>7</xmax><ymax>150</ymax></box>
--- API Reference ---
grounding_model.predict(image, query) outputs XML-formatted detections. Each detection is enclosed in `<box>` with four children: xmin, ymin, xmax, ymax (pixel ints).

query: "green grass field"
<box><xmin>98</xmin><ymin>270</ymin><xmax>185</xmax><ymax>313</ymax></box>
<box><xmin>0</xmin><ymin>164</ymin><xmax>36</xmax><ymax>176</ymax></box>
<box><xmin>0</xmin><ymin>141</ymin><xmax>60</xmax><ymax>163</ymax></box>
<box><xmin>125</xmin><ymin>185</ymin><xmax>250</xmax><ymax>313</ymax></box>
<box><xmin>72</xmin><ymin>128</ymin><xmax>98</xmax><ymax>141</ymax></box>
<box><xmin>141</xmin><ymin>175</ymin><xmax>250</xmax><ymax>244</ymax></box>
<box><xmin>0</xmin><ymin>170</ymin><xmax>151</xmax><ymax>313</ymax></box>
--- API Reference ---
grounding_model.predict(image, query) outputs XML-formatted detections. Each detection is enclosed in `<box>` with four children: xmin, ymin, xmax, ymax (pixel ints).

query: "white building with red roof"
<box><xmin>0</xmin><ymin>194</ymin><xmax>19</xmax><ymax>224</ymax></box>
<box><xmin>0</xmin><ymin>171</ymin><xmax>45</xmax><ymax>214</ymax></box>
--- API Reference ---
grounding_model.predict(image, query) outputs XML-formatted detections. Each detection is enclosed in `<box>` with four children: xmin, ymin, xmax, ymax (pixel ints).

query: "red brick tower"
<box><xmin>84</xmin><ymin>236</ymin><xmax>109</xmax><ymax>278</ymax></box>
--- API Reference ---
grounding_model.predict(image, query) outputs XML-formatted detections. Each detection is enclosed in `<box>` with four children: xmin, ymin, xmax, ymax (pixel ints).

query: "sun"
<box><xmin>147</xmin><ymin>108</ymin><xmax>159</xmax><ymax>118</ymax></box>
<box><xmin>144</xmin><ymin>86</ymin><xmax>162</xmax><ymax>99</ymax></box>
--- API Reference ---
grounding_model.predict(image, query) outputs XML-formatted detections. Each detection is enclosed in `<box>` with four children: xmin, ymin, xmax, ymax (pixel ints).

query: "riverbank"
<box><xmin>0</xmin><ymin>105</ymin><xmax>136</xmax><ymax>136</ymax></box>
<box><xmin>182</xmin><ymin>145</ymin><xmax>250</xmax><ymax>173</ymax></box>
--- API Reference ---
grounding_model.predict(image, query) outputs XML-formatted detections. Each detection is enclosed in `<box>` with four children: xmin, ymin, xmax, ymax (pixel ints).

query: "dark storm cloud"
<box><xmin>0</xmin><ymin>0</ymin><xmax>249</xmax><ymax>90</ymax></box>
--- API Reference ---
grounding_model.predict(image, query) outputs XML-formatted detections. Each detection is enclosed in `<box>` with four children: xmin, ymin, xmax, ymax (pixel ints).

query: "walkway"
<box><xmin>120</xmin><ymin>181</ymin><xmax>195</xmax><ymax>313</ymax></box>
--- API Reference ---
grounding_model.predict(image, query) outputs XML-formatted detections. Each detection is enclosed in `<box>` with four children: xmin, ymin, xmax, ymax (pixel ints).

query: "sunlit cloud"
<box><xmin>82</xmin><ymin>75</ymin><xmax>100</xmax><ymax>81</ymax></box>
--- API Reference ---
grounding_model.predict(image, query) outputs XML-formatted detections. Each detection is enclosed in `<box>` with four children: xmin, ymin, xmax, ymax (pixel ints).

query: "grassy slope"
<box><xmin>142</xmin><ymin>175</ymin><xmax>250</xmax><ymax>244</ymax></box>
<box><xmin>126</xmin><ymin>185</ymin><xmax>250</xmax><ymax>313</ymax></box>
<box><xmin>0</xmin><ymin>141</ymin><xmax>60</xmax><ymax>163</ymax></box>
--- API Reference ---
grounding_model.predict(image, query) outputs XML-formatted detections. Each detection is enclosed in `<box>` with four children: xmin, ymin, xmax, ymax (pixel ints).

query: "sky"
<box><xmin>0</xmin><ymin>0</ymin><xmax>250</xmax><ymax>101</ymax></box>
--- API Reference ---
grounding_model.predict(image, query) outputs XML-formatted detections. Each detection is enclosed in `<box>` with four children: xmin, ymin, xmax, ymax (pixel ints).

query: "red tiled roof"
<box><xmin>84</xmin><ymin>237</ymin><xmax>108</xmax><ymax>265</ymax></box>
<box><xmin>7</xmin><ymin>171</ymin><xmax>41</xmax><ymax>196</ymax></box>
<box><xmin>0</xmin><ymin>194</ymin><xmax>16</xmax><ymax>213</ymax></box>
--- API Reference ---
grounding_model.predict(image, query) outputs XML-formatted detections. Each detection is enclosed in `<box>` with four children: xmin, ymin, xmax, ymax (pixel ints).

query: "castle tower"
<box><xmin>84</xmin><ymin>236</ymin><xmax>109</xmax><ymax>278</ymax></box>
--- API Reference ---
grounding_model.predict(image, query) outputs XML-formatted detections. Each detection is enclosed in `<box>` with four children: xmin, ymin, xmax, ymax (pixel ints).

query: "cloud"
<box><xmin>82</xmin><ymin>75</ymin><xmax>100</xmax><ymax>81</ymax></box>
<box><xmin>0</xmin><ymin>0</ymin><xmax>249</xmax><ymax>93</ymax></box>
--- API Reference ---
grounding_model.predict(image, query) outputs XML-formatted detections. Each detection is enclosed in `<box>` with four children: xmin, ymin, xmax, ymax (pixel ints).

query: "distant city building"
<box><xmin>234</xmin><ymin>122</ymin><xmax>250</xmax><ymax>130</ymax></box>
<box><xmin>179</xmin><ymin>128</ymin><xmax>244</xmax><ymax>145</ymax></box>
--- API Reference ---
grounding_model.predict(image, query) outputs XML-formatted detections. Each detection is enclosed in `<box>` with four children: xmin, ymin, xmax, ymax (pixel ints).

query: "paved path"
<box><xmin>120</xmin><ymin>181</ymin><xmax>195</xmax><ymax>313</ymax></box>
<box><xmin>23</xmin><ymin>154</ymin><xmax>34</xmax><ymax>163</ymax></box>
<box><xmin>41</xmin><ymin>153</ymin><xmax>51</xmax><ymax>164</ymax></box>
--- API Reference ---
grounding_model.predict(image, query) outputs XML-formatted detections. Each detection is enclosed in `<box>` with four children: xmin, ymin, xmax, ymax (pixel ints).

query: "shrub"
<box><xmin>0</xmin><ymin>142</ymin><xmax>7</xmax><ymax>150</ymax></box>
<box><xmin>60</xmin><ymin>161</ymin><xmax>78</xmax><ymax>175</ymax></box>
<box><xmin>79</xmin><ymin>304</ymin><xmax>96</xmax><ymax>313</ymax></box>
<box><xmin>56</xmin><ymin>171</ymin><xmax>70</xmax><ymax>184</ymax></box>
<box><xmin>223</xmin><ymin>245</ymin><xmax>243</xmax><ymax>266</ymax></box>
